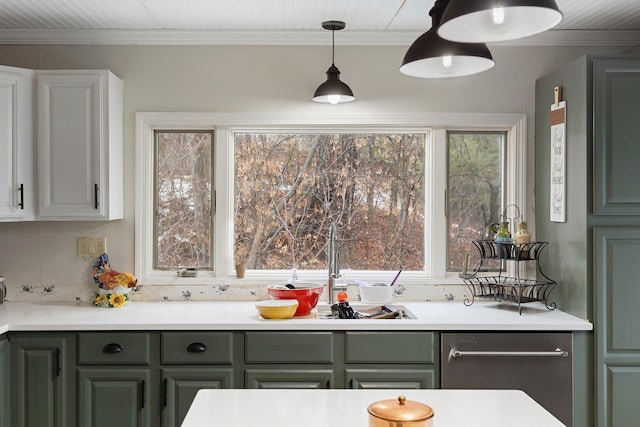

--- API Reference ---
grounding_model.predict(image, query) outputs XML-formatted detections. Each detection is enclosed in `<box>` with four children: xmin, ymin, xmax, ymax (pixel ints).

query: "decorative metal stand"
<box><xmin>463</xmin><ymin>240</ymin><xmax>557</xmax><ymax>315</ymax></box>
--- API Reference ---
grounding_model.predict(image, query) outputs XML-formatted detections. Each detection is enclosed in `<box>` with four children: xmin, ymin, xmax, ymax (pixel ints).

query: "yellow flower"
<box><xmin>94</xmin><ymin>294</ymin><xmax>106</xmax><ymax>305</ymax></box>
<box><xmin>108</xmin><ymin>293</ymin><xmax>127</xmax><ymax>308</ymax></box>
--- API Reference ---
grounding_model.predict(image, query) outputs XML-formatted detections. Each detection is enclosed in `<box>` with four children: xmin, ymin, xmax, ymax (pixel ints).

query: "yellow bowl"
<box><xmin>255</xmin><ymin>299</ymin><xmax>299</xmax><ymax>319</ymax></box>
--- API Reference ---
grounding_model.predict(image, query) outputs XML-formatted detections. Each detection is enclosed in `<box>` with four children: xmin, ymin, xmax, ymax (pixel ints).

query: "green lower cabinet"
<box><xmin>346</xmin><ymin>368</ymin><xmax>436</xmax><ymax>389</ymax></box>
<box><xmin>162</xmin><ymin>367</ymin><xmax>233</xmax><ymax>427</ymax></box>
<box><xmin>0</xmin><ymin>335</ymin><xmax>9</xmax><ymax>427</ymax></box>
<box><xmin>78</xmin><ymin>368</ymin><xmax>150</xmax><ymax>427</ymax></box>
<box><xmin>245</xmin><ymin>369</ymin><xmax>334</xmax><ymax>389</ymax></box>
<box><xmin>10</xmin><ymin>334</ymin><xmax>72</xmax><ymax>427</ymax></box>
<box><xmin>5</xmin><ymin>330</ymin><xmax>440</xmax><ymax>424</ymax></box>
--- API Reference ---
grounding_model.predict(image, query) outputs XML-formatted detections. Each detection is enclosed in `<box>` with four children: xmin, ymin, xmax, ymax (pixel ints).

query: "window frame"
<box><xmin>135</xmin><ymin>112</ymin><xmax>526</xmax><ymax>286</ymax></box>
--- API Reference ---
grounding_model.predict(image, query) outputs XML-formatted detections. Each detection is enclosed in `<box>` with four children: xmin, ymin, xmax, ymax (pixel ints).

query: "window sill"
<box><xmin>139</xmin><ymin>271</ymin><xmax>468</xmax><ymax>287</ymax></box>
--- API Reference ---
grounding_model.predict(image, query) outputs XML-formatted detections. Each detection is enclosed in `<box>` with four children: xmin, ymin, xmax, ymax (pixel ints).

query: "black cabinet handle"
<box><xmin>55</xmin><ymin>348</ymin><xmax>61</xmax><ymax>377</ymax></box>
<box><xmin>94</xmin><ymin>184</ymin><xmax>99</xmax><ymax>209</ymax></box>
<box><xmin>18</xmin><ymin>183</ymin><xmax>24</xmax><ymax>209</ymax></box>
<box><xmin>187</xmin><ymin>342</ymin><xmax>207</xmax><ymax>353</ymax></box>
<box><xmin>163</xmin><ymin>378</ymin><xmax>168</xmax><ymax>408</ymax></box>
<box><xmin>102</xmin><ymin>343</ymin><xmax>124</xmax><ymax>354</ymax></box>
<box><xmin>140</xmin><ymin>379</ymin><xmax>146</xmax><ymax>409</ymax></box>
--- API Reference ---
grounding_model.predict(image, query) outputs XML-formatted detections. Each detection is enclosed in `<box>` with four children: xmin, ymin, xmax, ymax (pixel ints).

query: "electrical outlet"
<box><xmin>77</xmin><ymin>237</ymin><xmax>107</xmax><ymax>258</ymax></box>
<box><xmin>77</xmin><ymin>237</ymin><xmax>90</xmax><ymax>257</ymax></box>
<box><xmin>93</xmin><ymin>237</ymin><xmax>106</xmax><ymax>254</ymax></box>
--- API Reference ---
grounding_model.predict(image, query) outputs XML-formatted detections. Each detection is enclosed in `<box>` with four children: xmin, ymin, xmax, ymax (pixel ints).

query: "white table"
<box><xmin>180</xmin><ymin>388</ymin><xmax>565</xmax><ymax>426</ymax></box>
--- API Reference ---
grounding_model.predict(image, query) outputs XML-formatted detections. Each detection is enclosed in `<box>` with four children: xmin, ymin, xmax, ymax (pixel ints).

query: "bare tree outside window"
<box><xmin>447</xmin><ymin>132</ymin><xmax>505</xmax><ymax>272</ymax></box>
<box><xmin>155</xmin><ymin>131</ymin><xmax>213</xmax><ymax>270</ymax></box>
<box><xmin>234</xmin><ymin>133</ymin><xmax>426</xmax><ymax>271</ymax></box>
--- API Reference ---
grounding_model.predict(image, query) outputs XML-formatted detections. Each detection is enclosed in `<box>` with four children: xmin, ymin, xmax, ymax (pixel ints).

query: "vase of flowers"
<box><xmin>92</xmin><ymin>253</ymin><xmax>137</xmax><ymax>308</ymax></box>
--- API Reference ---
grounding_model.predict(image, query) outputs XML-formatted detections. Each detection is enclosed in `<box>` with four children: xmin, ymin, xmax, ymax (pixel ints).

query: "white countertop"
<box><xmin>0</xmin><ymin>300</ymin><xmax>591</xmax><ymax>333</ymax></box>
<box><xmin>181</xmin><ymin>389</ymin><xmax>566</xmax><ymax>427</ymax></box>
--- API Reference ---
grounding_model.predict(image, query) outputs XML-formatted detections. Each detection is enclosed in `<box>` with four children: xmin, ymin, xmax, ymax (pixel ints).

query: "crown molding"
<box><xmin>0</xmin><ymin>28</ymin><xmax>638</xmax><ymax>47</ymax></box>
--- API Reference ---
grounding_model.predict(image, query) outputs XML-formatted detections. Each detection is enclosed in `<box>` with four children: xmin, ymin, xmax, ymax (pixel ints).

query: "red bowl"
<box><xmin>267</xmin><ymin>283</ymin><xmax>324</xmax><ymax>316</ymax></box>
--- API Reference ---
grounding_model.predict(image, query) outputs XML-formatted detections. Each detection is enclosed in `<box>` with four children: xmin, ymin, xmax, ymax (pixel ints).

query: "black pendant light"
<box><xmin>400</xmin><ymin>0</ymin><xmax>495</xmax><ymax>79</ymax></box>
<box><xmin>313</xmin><ymin>20</ymin><xmax>355</xmax><ymax>104</ymax></box>
<box><xmin>438</xmin><ymin>0</ymin><xmax>563</xmax><ymax>43</ymax></box>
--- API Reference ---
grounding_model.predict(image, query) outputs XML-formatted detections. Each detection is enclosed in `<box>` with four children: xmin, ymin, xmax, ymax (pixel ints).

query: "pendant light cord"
<box><xmin>331</xmin><ymin>28</ymin><xmax>335</xmax><ymax>65</ymax></box>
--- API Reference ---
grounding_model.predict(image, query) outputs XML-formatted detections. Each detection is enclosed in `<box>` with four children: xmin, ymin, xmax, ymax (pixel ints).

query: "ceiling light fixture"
<box><xmin>312</xmin><ymin>20</ymin><xmax>355</xmax><ymax>104</ymax></box>
<box><xmin>399</xmin><ymin>0</ymin><xmax>495</xmax><ymax>79</ymax></box>
<box><xmin>437</xmin><ymin>0</ymin><xmax>563</xmax><ymax>43</ymax></box>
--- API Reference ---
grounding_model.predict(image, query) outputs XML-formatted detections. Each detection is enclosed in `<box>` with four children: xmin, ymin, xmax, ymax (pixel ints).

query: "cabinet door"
<box><xmin>594</xmin><ymin>228</ymin><xmax>640</xmax><ymax>427</ymax></box>
<box><xmin>593</xmin><ymin>58</ymin><xmax>640</xmax><ymax>215</ymax></box>
<box><xmin>0</xmin><ymin>65</ymin><xmax>34</xmax><ymax>222</ymax></box>
<box><xmin>36</xmin><ymin>70</ymin><xmax>123</xmax><ymax>220</ymax></box>
<box><xmin>245</xmin><ymin>369</ymin><xmax>334</xmax><ymax>389</ymax></box>
<box><xmin>162</xmin><ymin>367</ymin><xmax>233</xmax><ymax>427</ymax></box>
<box><xmin>78</xmin><ymin>368</ymin><xmax>150</xmax><ymax>427</ymax></box>
<box><xmin>10</xmin><ymin>336</ymin><xmax>69</xmax><ymax>427</ymax></box>
<box><xmin>0</xmin><ymin>335</ymin><xmax>9</xmax><ymax>427</ymax></box>
<box><xmin>346</xmin><ymin>368</ymin><xmax>435</xmax><ymax>389</ymax></box>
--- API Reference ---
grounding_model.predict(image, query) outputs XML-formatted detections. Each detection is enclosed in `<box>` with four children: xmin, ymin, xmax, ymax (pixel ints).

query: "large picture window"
<box><xmin>135</xmin><ymin>113</ymin><xmax>526</xmax><ymax>285</ymax></box>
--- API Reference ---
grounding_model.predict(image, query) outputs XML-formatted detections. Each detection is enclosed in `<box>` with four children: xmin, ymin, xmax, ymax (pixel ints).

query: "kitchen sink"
<box><xmin>312</xmin><ymin>303</ymin><xmax>417</xmax><ymax>320</ymax></box>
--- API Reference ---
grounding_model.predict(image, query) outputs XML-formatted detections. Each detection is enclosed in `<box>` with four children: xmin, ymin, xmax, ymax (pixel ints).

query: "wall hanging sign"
<box><xmin>550</xmin><ymin>86</ymin><xmax>566</xmax><ymax>222</ymax></box>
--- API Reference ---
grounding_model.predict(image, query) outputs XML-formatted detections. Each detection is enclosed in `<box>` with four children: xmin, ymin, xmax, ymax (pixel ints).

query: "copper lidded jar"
<box><xmin>367</xmin><ymin>395</ymin><xmax>434</xmax><ymax>427</ymax></box>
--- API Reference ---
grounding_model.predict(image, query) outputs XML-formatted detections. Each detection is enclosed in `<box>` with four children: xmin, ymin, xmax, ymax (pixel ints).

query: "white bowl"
<box><xmin>359</xmin><ymin>284</ymin><xmax>393</xmax><ymax>304</ymax></box>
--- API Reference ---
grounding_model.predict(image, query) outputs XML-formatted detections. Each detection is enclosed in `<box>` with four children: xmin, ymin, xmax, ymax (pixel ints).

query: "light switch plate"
<box><xmin>77</xmin><ymin>237</ymin><xmax>107</xmax><ymax>258</ymax></box>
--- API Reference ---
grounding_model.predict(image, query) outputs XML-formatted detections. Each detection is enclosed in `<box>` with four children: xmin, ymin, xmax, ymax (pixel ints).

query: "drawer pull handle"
<box><xmin>449</xmin><ymin>347</ymin><xmax>568</xmax><ymax>360</ymax></box>
<box><xmin>187</xmin><ymin>342</ymin><xmax>207</xmax><ymax>353</ymax></box>
<box><xmin>103</xmin><ymin>343</ymin><xmax>124</xmax><ymax>354</ymax></box>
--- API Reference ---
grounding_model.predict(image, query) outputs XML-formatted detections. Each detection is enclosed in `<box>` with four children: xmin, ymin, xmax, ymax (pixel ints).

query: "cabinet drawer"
<box><xmin>346</xmin><ymin>368</ymin><xmax>436</xmax><ymax>389</ymax></box>
<box><xmin>161</xmin><ymin>332</ymin><xmax>233</xmax><ymax>364</ymax></box>
<box><xmin>78</xmin><ymin>332</ymin><xmax>150</xmax><ymax>365</ymax></box>
<box><xmin>245</xmin><ymin>368</ymin><xmax>334</xmax><ymax>389</ymax></box>
<box><xmin>245</xmin><ymin>332</ymin><xmax>334</xmax><ymax>363</ymax></box>
<box><xmin>345</xmin><ymin>332</ymin><xmax>435</xmax><ymax>363</ymax></box>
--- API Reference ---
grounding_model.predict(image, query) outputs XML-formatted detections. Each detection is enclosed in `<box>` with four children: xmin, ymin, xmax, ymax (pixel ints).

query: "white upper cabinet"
<box><xmin>0</xmin><ymin>65</ymin><xmax>34</xmax><ymax>222</ymax></box>
<box><xmin>36</xmin><ymin>70</ymin><xmax>123</xmax><ymax>220</ymax></box>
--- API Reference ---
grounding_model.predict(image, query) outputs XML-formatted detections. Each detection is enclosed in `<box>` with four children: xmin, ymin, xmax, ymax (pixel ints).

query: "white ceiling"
<box><xmin>0</xmin><ymin>0</ymin><xmax>639</xmax><ymax>46</ymax></box>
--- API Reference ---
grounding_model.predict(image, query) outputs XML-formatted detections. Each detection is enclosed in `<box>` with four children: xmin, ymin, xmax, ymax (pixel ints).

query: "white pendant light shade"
<box><xmin>438</xmin><ymin>0</ymin><xmax>563</xmax><ymax>43</ymax></box>
<box><xmin>400</xmin><ymin>0</ymin><xmax>495</xmax><ymax>79</ymax></box>
<box><xmin>313</xmin><ymin>21</ymin><xmax>355</xmax><ymax>104</ymax></box>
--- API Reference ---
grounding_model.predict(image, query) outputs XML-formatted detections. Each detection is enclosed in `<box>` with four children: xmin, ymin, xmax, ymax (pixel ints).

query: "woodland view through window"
<box><xmin>447</xmin><ymin>132</ymin><xmax>506</xmax><ymax>272</ymax></box>
<box><xmin>234</xmin><ymin>133</ymin><xmax>426</xmax><ymax>271</ymax></box>
<box><xmin>154</xmin><ymin>131</ymin><xmax>213</xmax><ymax>270</ymax></box>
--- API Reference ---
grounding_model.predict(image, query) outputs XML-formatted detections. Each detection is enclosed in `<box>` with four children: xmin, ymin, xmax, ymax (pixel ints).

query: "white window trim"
<box><xmin>135</xmin><ymin>112</ymin><xmax>526</xmax><ymax>286</ymax></box>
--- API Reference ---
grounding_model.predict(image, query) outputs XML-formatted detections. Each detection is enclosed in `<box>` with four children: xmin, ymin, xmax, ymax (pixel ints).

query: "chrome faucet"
<box><xmin>327</xmin><ymin>222</ymin><xmax>346</xmax><ymax>305</ymax></box>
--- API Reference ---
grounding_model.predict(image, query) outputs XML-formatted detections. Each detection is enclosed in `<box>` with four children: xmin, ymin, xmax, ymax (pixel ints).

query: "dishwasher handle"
<box><xmin>449</xmin><ymin>347</ymin><xmax>568</xmax><ymax>361</ymax></box>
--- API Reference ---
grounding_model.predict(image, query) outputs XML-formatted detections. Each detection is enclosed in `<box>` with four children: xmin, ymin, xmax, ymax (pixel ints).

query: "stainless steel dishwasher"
<box><xmin>441</xmin><ymin>332</ymin><xmax>573</xmax><ymax>426</ymax></box>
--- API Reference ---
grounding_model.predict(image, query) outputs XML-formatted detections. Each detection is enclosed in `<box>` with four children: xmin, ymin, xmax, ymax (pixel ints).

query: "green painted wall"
<box><xmin>535</xmin><ymin>55</ymin><xmax>590</xmax><ymax>320</ymax></box>
<box><xmin>535</xmin><ymin>56</ymin><xmax>593</xmax><ymax>427</ymax></box>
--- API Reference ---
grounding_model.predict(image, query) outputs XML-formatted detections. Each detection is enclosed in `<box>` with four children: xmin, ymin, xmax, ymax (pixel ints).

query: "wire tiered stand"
<box><xmin>462</xmin><ymin>240</ymin><xmax>557</xmax><ymax>315</ymax></box>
